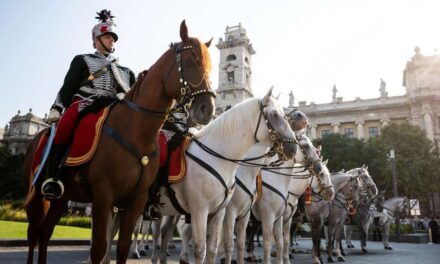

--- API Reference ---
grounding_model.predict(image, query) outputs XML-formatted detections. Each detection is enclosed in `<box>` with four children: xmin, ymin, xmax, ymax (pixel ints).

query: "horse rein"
<box><xmin>167</xmin><ymin>41</ymin><xmax>216</xmax><ymax>121</ymax></box>
<box><xmin>253</xmin><ymin>101</ymin><xmax>298</xmax><ymax>163</ymax></box>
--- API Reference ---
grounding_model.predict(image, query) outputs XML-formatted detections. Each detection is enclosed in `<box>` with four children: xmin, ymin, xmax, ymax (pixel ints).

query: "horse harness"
<box><xmin>103</xmin><ymin>41</ymin><xmax>215</xmax><ymax>210</ymax></box>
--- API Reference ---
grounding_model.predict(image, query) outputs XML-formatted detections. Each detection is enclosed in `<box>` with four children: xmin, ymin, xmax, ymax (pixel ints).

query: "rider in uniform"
<box><xmin>41</xmin><ymin>10</ymin><xmax>135</xmax><ymax>199</ymax></box>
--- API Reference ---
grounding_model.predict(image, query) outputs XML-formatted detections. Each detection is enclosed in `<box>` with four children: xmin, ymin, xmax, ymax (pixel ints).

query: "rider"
<box><xmin>41</xmin><ymin>9</ymin><xmax>135</xmax><ymax>200</ymax></box>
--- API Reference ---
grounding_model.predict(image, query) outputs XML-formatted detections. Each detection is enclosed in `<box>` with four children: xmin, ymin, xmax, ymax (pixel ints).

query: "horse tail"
<box><xmin>23</xmin><ymin>129</ymin><xmax>46</xmax><ymax>209</ymax></box>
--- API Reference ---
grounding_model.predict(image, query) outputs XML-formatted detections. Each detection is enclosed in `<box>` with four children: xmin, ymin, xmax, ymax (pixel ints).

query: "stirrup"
<box><xmin>41</xmin><ymin>178</ymin><xmax>64</xmax><ymax>200</ymax></box>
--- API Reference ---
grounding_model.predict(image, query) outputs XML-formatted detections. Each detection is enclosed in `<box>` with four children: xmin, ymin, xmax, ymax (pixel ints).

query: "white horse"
<box><xmin>151</xmin><ymin>87</ymin><xmax>298</xmax><ymax>264</ymax></box>
<box><xmin>371</xmin><ymin>196</ymin><xmax>408</xmax><ymax>250</ymax></box>
<box><xmin>246</xmin><ymin>134</ymin><xmax>334</xmax><ymax>264</ymax></box>
<box><xmin>306</xmin><ymin>172</ymin><xmax>362</xmax><ymax>264</ymax></box>
<box><xmin>279</xmin><ymin>161</ymin><xmax>334</xmax><ymax>264</ymax></box>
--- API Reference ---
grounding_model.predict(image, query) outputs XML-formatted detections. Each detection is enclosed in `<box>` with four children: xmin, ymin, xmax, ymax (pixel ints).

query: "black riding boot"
<box><xmin>41</xmin><ymin>144</ymin><xmax>67</xmax><ymax>200</ymax></box>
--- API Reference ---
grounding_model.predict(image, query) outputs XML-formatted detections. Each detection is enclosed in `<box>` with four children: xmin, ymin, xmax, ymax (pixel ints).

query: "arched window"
<box><xmin>226</xmin><ymin>54</ymin><xmax>237</xmax><ymax>61</ymax></box>
<box><xmin>245</xmin><ymin>57</ymin><xmax>249</xmax><ymax>64</ymax></box>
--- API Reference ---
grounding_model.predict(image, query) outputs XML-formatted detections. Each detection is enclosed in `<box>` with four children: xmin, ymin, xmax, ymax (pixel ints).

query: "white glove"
<box><xmin>47</xmin><ymin>108</ymin><xmax>61</xmax><ymax>124</ymax></box>
<box><xmin>116</xmin><ymin>93</ymin><xmax>125</xmax><ymax>100</ymax></box>
<box><xmin>188</xmin><ymin>127</ymin><xmax>199</xmax><ymax>135</ymax></box>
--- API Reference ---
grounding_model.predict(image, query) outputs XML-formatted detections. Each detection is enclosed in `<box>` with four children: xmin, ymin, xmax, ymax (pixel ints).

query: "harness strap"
<box><xmin>262</xmin><ymin>181</ymin><xmax>288</xmax><ymax>223</ymax></box>
<box><xmin>122</xmin><ymin>99</ymin><xmax>168</xmax><ymax>115</ymax></box>
<box><xmin>166</xmin><ymin>185</ymin><xmax>190</xmax><ymax>215</ymax></box>
<box><xmin>102</xmin><ymin>124</ymin><xmax>158</xmax><ymax>209</ymax></box>
<box><xmin>186</xmin><ymin>150</ymin><xmax>235</xmax><ymax>213</ymax></box>
<box><xmin>235</xmin><ymin>176</ymin><xmax>257</xmax><ymax>222</ymax></box>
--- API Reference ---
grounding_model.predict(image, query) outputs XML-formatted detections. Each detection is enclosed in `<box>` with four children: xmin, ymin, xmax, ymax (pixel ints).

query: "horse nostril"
<box><xmin>200</xmin><ymin>104</ymin><xmax>207</xmax><ymax>114</ymax></box>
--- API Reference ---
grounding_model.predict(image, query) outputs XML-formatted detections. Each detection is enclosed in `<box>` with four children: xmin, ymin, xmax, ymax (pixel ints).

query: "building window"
<box><xmin>368</xmin><ymin>126</ymin><xmax>379</xmax><ymax>137</ymax></box>
<box><xmin>344</xmin><ymin>128</ymin><xmax>355</xmax><ymax>138</ymax></box>
<box><xmin>226</xmin><ymin>54</ymin><xmax>237</xmax><ymax>61</ymax></box>
<box><xmin>227</xmin><ymin>71</ymin><xmax>234</xmax><ymax>83</ymax></box>
<box><xmin>321</xmin><ymin>129</ymin><xmax>330</xmax><ymax>137</ymax></box>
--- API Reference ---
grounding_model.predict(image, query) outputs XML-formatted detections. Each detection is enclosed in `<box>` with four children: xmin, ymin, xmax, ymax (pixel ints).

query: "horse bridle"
<box><xmin>167</xmin><ymin>41</ymin><xmax>216</xmax><ymax>121</ymax></box>
<box><xmin>353</xmin><ymin>169</ymin><xmax>377</xmax><ymax>197</ymax></box>
<box><xmin>254</xmin><ymin>101</ymin><xmax>297</xmax><ymax>163</ymax></box>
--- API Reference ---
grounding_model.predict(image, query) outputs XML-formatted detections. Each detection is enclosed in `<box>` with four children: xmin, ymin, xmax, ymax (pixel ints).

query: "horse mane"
<box><xmin>196</xmin><ymin>97</ymin><xmax>259</xmax><ymax>141</ymax></box>
<box><xmin>125</xmin><ymin>70</ymin><xmax>149</xmax><ymax>101</ymax></box>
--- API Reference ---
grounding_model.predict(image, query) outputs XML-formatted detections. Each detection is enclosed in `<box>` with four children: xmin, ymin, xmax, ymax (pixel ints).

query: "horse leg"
<box><xmin>383</xmin><ymin>222</ymin><xmax>392</xmax><ymax>250</ymax></box>
<box><xmin>37</xmin><ymin>200</ymin><xmax>67</xmax><ymax>264</ymax></box>
<box><xmin>311</xmin><ymin>222</ymin><xmax>323</xmax><ymax>264</ymax></box>
<box><xmin>116</xmin><ymin>196</ymin><xmax>147</xmax><ymax>264</ymax></box>
<box><xmin>222</xmin><ymin>211</ymin><xmax>236</xmax><ymax>264</ymax></box>
<box><xmin>26</xmin><ymin>194</ymin><xmax>48</xmax><ymax>264</ymax></box>
<box><xmin>89</xmin><ymin>197</ymin><xmax>113</xmax><ymax>264</ymax></box>
<box><xmin>334</xmin><ymin>223</ymin><xmax>345</xmax><ymax>262</ymax></box>
<box><xmin>273</xmin><ymin>219</ymin><xmax>284</xmax><ymax>264</ymax></box>
<box><xmin>206</xmin><ymin>209</ymin><xmax>226</xmax><ymax>264</ymax></box>
<box><xmin>178</xmin><ymin>219</ymin><xmax>192</xmax><ymax>264</ymax></box>
<box><xmin>159</xmin><ymin>216</ymin><xmax>179</xmax><ymax>264</ymax></box>
<box><xmin>344</xmin><ymin>225</ymin><xmax>354</xmax><ymax>248</ymax></box>
<box><xmin>283</xmin><ymin>217</ymin><xmax>293</xmax><ymax>264</ymax></box>
<box><xmin>151</xmin><ymin>217</ymin><xmax>162</xmax><ymax>264</ymax></box>
<box><xmin>325</xmin><ymin>224</ymin><xmax>335</xmax><ymax>263</ymax></box>
<box><xmin>130</xmin><ymin>215</ymin><xmax>143</xmax><ymax>259</ymax></box>
<box><xmin>100</xmin><ymin>211</ymin><xmax>120</xmax><ymax>264</ymax></box>
<box><xmin>235</xmin><ymin>213</ymin><xmax>250</xmax><ymax>264</ymax></box>
<box><xmin>191</xmin><ymin>210</ymin><xmax>209</xmax><ymax>264</ymax></box>
<box><xmin>360</xmin><ymin>222</ymin><xmax>369</xmax><ymax>253</ymax></box>
<box><xmin>261</xmin><ymin>217</ymin><xmax>275</xmax><ymax>264</ymax></box>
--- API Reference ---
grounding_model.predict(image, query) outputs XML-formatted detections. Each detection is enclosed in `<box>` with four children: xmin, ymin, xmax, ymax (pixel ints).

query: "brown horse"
<box><xmin>23</xmin><ymin>20</ymin><xmax>215</xmax><ymax>264</ymax></box>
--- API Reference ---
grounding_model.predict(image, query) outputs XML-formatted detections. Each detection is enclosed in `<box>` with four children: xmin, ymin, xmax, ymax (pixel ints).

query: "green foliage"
<box><xmin>0</xmin><ymin>220</ymin><xmax>91</xmax><ymax>239</ymax></box>
<box><xmin>315</xmin><ymin>123</ymin><xmax>440</xmax><ymax>204</ymax></box>
<box><xmin>0</xmin><ymin>147</ymin><xmax>25</xmax><ymax>199</ymax></box>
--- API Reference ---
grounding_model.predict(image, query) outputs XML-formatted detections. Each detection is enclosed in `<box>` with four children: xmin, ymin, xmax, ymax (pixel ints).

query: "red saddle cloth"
<box><xmin>158</xmin><ymin>130</ymin><xmax>191</xmax><ymax>184</ymax></box>
<box><xmin>31</xmin><ymin>107</ymin><xmax>110</xmax><ymax>175</ymax></box>
<box><xmin>65</xmin><ymin>107</ymin><xmax>109</xmax><ymax>166</ymax></box>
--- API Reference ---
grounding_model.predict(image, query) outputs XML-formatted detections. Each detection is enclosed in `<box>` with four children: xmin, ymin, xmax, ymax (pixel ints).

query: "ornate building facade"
<box><xmin>291</xmin><ymin>47</ymin><xmax>440</xmax><ymax>145</ymax></box>
<box><xmin>1</xmin><ymin>109</ymin><xmax>48</xmax><ymax>154</ymax></box>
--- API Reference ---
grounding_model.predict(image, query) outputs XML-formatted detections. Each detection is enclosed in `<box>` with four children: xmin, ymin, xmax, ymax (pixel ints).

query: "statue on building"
<box><xmin>332</xmin><ymin>85</ymin><xmax>338</xmax><ymax>103</ymax></box>
<box><xmin>380</xmin><ymin>79</ymin><xmax>388</xmax><ymax>98</ymax></box>
<box><xmin>289</xmin><ymin>90</ymin><xmax>295</xmax><ymax>107</ymax></box>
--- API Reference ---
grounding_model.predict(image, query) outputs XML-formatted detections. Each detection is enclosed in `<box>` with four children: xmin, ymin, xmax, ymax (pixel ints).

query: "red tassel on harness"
<box><xmin>304</xmin><ymin>187</ymin><xmax>312</xmax><ymax>205</ymax></box>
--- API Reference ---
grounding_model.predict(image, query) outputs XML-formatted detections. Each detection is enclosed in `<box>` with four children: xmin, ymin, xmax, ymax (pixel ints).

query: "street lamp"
<box><xmin>389</xmin><ymin>148</ymin><xmax>400</xmax><ymax>241</ymax></box>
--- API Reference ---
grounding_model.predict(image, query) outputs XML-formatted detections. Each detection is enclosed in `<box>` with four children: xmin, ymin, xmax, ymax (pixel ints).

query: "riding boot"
<box><xmin>41</xmin><ymin>144</ymin><xmax>67</xmax><ymax>200</ymax></box>
<box><xmin>144</xmin><ymin>180</ymin><xmax>162</xmax><ymax>220</ymax></box>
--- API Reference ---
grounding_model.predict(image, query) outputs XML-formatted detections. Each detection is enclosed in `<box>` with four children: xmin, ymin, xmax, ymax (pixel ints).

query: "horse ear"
<box><xmin>180</xmin><ymin>20</ymin><xmax>190</xmax><ymax>43</ymax></box>
<box><xmin>205</xmin><ymin>38</ymin><xmax>213</xmax><ymax>48</ymax></box>
<box><xmin>275</xmin><ymin>92</ymin><xmax>281</xmax><ymax>100</ymax></box>
<box><xmin>262</xmin><ymin>86</ymin><xmax>274</xmax><ymax>105</ymax></box>
<box><xmin>365</xmin><ymin>165</ymin><xmax>368</xmax><ymax>170</ymax></box>
<box><xmin>361</xmin><ymin>164</ymin><xmax>365</xmax><ymax>169</ymax></box>
<box><xmin>322</xmin><ymin>159</ymin><xmax>328</xmax><ymax>166</ymax></box>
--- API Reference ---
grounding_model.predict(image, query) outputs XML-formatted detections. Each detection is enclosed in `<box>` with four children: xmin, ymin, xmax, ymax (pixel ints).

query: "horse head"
<box><xmin>294</xmin><ymin>134</ymin><xmax>334</xmax><ymax>201</ymax></box>
<box><xmin>348</xmin><ymin>166</ymin><xmax>378</xmax><ymax>198</ymax></box>
<box><xmin>285</xmin><ymin>108</ymin><xmax>308</xmax><ymax>132</ymax></box>
<box><xmin>162</xmin><ymin>20</ymin><xmax>216</xmax><ymax>125</ymax></box>
<box><xmin>373</xmin><ymin>189</ymin><xmax>386</xmax><ymax>212</ymax></box>
<box><xmin>255</xmin><ymin>87</ymin><xmax>297</xmax><ymax>160</ymax></box>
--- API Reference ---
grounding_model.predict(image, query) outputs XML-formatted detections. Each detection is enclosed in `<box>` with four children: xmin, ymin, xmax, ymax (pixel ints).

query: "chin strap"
<box><xmin>98</xmin><ymin>37</ymin><xmax>115</xmax><ymax>53</ymax></box>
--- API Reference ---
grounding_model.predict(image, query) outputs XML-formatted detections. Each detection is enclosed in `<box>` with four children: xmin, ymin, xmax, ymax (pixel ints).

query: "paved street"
<box><xmin>1</xmin><ymin>239</ymin><xmax>439</xmax><ymax>263</ymax></box>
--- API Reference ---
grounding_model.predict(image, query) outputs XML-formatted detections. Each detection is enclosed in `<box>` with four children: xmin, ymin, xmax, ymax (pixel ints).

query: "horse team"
<box><xmin>23</xmin><ymin>21</ymin><xmax>408</xmax><ymax>264</ymax></box>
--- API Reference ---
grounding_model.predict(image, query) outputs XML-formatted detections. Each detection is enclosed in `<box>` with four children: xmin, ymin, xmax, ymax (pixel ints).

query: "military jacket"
<box><xmin>52</xmin><ymin>52</ymin><xmax>135</xmax><ymax>112</ymax></box>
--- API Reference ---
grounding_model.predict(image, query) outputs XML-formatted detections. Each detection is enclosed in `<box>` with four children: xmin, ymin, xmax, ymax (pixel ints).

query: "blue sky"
<box><xmin>1</xmin><ymin>0</ymin><xmax>440</xmax><ymax>127</ymax></box>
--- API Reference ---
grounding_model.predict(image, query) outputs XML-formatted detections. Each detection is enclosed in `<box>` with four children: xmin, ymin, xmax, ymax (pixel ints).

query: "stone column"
<box><xmin>310</xmin><ymin>125</ymin><xmax>317</xmax><ymax>139</ymax></box>
<box><xmin>356</xmin><ymin>120</ymin><xmax>365</xmax><ymax>139</ymax></box>
<box><xmin>420</xmin><ymin>103</ymin><xmax>434</xmax><ymax>141</ymax></box>
<box><xmin>332</xmin><ymin>122</ymin><xmax>340</xmax><ymax>134</ymax></box>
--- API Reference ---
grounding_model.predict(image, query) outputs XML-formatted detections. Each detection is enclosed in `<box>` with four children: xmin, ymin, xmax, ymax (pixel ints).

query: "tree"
<box><xmin>0</xmin><ymin>147</ymin><xmax>25</xmax><ymax>199</ymax></box>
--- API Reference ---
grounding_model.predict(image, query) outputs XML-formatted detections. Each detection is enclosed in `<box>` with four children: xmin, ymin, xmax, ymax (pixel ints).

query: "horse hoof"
<box><xmin>289</xmin><ymin>253</ymin><xmax>294</xmax><ymax>259</ymax></box>
<box><xmin>328</xmin><ymin>257</ymin><xmax>334</xmax><ymax>262</ymax></box>
<box><xmin>131</xmin><ymin>252</ymin><xmax>141</xmax><ymax>259</ymax></box>
<box><xmin>179</xmin><ymin>259</ymin><xmax>190</xmax><ymax>264</ymax></box>
<box><xmin>341</xmin><ymin>251</ymin><xmax>347</xmax><ymax>256</ymax></box>
<box><xmin>231</xmin><ymin>260</ymin><xmax>237</xmax><ymax>264</ymax></box>
<box><xmin>348</xmin><ymin>244</ymin><xmax>355</xmax><ymax>248</ymax></box>
<box><xmin>338</xmin><ymin>256</ymin><xmax>346</xmax><ymax>262</ymax></box>
<box><xmin>361</xmin><ymin>248</ymin><xmax>370</xmax><ymax>254</ymax></box>
<box><xmin>220</xmin><ymin>258</ymin><xmax>226</xmax><ymax>264</ymax></box>
<box><xmin>167</xmin><ymin>250</ymin><xmax>170</xmax><ymax>256</ymax></box>
<box><xmin>385</xmin><ymin>246</ymin><xmax>393</xmax><ymax>250</ymax></box>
